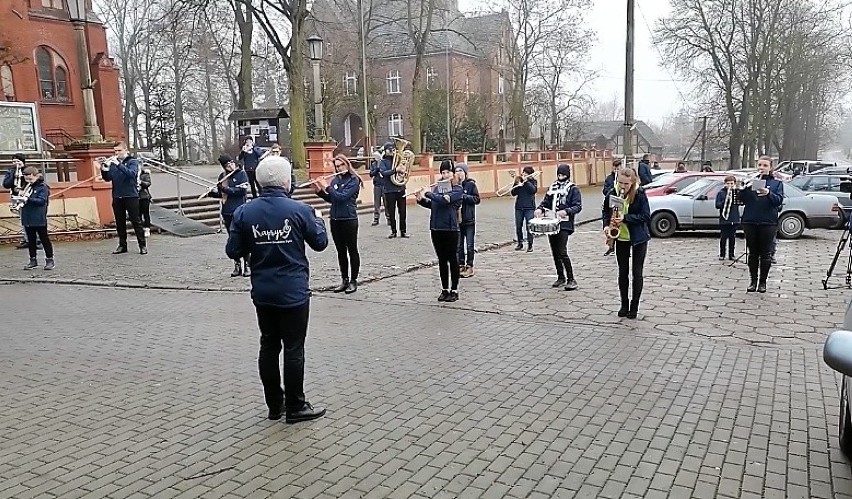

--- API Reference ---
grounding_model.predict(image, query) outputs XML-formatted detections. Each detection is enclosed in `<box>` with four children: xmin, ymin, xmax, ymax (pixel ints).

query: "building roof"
<box><xmin>575</xmin><ymin>120</ymin><xmax>663</xmax><ymax>149</ymax></box>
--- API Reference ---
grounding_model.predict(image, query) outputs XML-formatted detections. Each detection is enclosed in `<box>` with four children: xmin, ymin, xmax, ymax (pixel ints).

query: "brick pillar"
<box><xmin>510</xmin><ymin>149</ymin><xmax>522</xmax><ymax>165</ymax></box>
<box><xmin>64</xmin><ymin>142</ymin><xmax>121</xmax><ymax>225</ymax></box>
<box><xmin>305</xmin><ymin>141</ymin><xmax>337</xmax><ymax>179</ymax></box>
<box><xmin>454</xmin><ymin>152</ymin><xmax>468</xmax><ymax>164</ymax></box>
<box><xmin>420</xmin><ymin>152</ymin><xmax>434</xmax><ymax>170</ymax></box>
<box><xmin>485</xmin><ymin>152</ymin><xmax>497</xmax><ymax>165</ymax></box>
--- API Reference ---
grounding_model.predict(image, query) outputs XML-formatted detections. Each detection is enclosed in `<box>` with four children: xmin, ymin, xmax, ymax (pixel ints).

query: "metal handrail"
<box><xmin>139</xmin><ymin>157</ymin><xmax>220</xmax><ymax>222</ymax></box>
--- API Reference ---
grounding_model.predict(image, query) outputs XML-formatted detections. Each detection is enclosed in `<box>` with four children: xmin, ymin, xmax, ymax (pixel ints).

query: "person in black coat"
<box><xmin>314</xmin><ymin>154</ymin><xmax>363</xmax><ymax>294</ymax></box>
<box><xmin>379</xmin><ymin>142</ymin><xmax>408</xmax><ymax>238</ymax></box>
<box><xmin>601</xmin><ymin>159</ymin><xmax>622</xmax><ymax>256</ymax></box>
<box><xmin>637</xmin><ymin>155</ymin><xmax>653</xmax><ymax>186</ymax></box>
<box><xmin>512</xmin><ymin>166</ymin><xmax>538</xmax><ymax>252</ymax></box>
<box><xmin>416</xmin><ymin>161</ymin><xmax>464</xmax><ymax>302</ymax></box>
<box><xmin>3</xmin><ymin>153</ymin><xmax>36</xmax><ymax>249</ymax></box>
<box><xmin>15</xmin><ymin>167</ymin><xmax>55</xmax><ymax>270</ymax></box>
<box><xmin>715</xmin><ymin>175</ymin><xmax>740</xmax><ymax>260</ymax></box>
<box><xmin>739</xmin><ymin>156</ymin><xmax>784</xmax><ymax>293</ymax></box>
<box><xmin>139</xmin><ymin>166</ymin><xmax>152</xmax><ymax>239</ymax></box>
<box><xmin>238</xmin><ymin>137</ymin><xmax>265</xmax><ymax>198</ymax></box>
<box><xmin>100</xmin><ymin>142</ymin><xmax>147</xmax><ymax>255</ymax></box>
<box><xmin>206</xmin><ymin>154</ymin><xmax>251</xmax><ymax>277</ymax></box>
<box><xmin>610</xmin><ymin>167</ymin><xmax>651</xmax><ymax>319</ymax></box>
<box><xmin>535</xmin><ymin>164</ymin><xmax>582</xmax><ymax>291</ymax></box>
<box><xmin>455</xmin><ymin>162</ymin><xmax>480</xmax><ymax>277</ymax></box>
<box><xmin>368</xmin><ymin>149</ymin><xmax>386</xmax><ymax>226</ymax></box>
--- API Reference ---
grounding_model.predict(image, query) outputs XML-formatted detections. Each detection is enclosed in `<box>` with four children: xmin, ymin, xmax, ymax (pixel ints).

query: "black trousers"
<box><xmin>223</xmin><ymin>214</ymin><xmax>247</xmax><ymax>265</ymax></box>
<box><xmin>246</xmin><ymin>170</ymin><xmax>260</xmax><ymax>198</ymax></box>
<box><xmin>139</xmin><ymin>198</ymin><xmax>151</xmax><ymax>228</ymax></box>
<box><xmin>25</xmin><ymin>226</ymin><xmax>53</xmax><ymax>259</ymax></box>
<box><xmin>431</xmin><ymin>230</ymin><xmax>460</xmax><ymax>290</ymax></box>
<box><xmin>616</xmin><ymin>240</ymin><xmax>647</xmax><ymax>307</ymax></box>
<box><xmin>112</xmin><ymin>197</ymin><xmax>146</xmax><ymax>249</ymax></box>
<box><xmin>720</xmin><ymin>224</ymin><xmax>737</xmax><ymax>257</ymax></box>
<box><xmin>547</xmin><ymin>230</ymin><xmax>574</xmax><ymax>280</ymax></box>
<box><xmin>383</xmin><ymin>191</ymin><xmax>407</xmax><ymax>235</ymax></box>
<box><xmin>330</xmin><ymin>219</ymin><xmax>360</xmax><ymax>281</ymax></box>
<box><xmin>256</xmin><ymin>301</ymin><xmax>310</xmax><ymax>411</ymax></box>
<box><xmin>743</xmin><ymin>224</ymin><xmax>776</xmax><ymax>282</ymax></box>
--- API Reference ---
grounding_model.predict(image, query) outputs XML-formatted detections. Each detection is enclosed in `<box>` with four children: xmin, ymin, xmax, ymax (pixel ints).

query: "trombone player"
<box><xmin>101</xmin><ymin>142</ymin><xmax>147</xmax><ymax>255</ymax></box>
<box><xmin>511</xmin><ymin>166</ymin><xmax>538</xmax><ymax>252</ymax></box>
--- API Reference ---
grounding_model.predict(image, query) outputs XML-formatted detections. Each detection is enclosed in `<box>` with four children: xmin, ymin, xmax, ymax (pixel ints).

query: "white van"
<box><xmin>776</xmin><ymin>160</ymin><xmax>837</xmax><ymax>177</ymax></box>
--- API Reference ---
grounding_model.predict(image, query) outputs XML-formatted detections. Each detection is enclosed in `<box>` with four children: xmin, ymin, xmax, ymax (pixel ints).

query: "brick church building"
<box><xmin>1</xmin><ymin>0</ymin><xmax>124</xmax><ymax>148</ymax></box>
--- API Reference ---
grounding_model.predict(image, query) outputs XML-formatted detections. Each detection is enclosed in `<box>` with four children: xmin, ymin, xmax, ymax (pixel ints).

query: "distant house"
<box><xmin>567</xmin><ymin>121</ymin><xmax>664</xmax><ymax>160</ymax></box>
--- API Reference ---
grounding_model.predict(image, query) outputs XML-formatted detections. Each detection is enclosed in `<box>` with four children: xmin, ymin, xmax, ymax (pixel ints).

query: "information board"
<box><xmin>0</xmin><ymin>102</ymin><xmax>42</xmax><ymax>154</ymax></box>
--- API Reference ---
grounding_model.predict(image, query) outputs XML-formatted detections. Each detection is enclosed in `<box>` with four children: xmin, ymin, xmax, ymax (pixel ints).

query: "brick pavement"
<box><xmin>2</xmin><ymin>284</ymin><xmax>852</xmax><ymax>498</ymax></box>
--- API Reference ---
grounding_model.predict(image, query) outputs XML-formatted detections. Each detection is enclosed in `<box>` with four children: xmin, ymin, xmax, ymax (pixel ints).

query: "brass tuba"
<box><xmin>389</xmin><ymin>137</ymin><xmax>415</xmax><ymax>187</ymax></box>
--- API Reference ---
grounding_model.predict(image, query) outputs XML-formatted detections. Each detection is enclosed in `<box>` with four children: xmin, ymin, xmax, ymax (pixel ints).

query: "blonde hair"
<box><xmin>617</xmin><ymin>167</ymin><xmax>640</xmax><ymax>204</ymax></box>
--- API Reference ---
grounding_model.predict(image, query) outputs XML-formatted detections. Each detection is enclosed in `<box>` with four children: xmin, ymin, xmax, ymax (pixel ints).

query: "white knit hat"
<box><xmin>255</xmin><ymin>156</ymin><xmax>292</xmax><ymax>188</ymax></box>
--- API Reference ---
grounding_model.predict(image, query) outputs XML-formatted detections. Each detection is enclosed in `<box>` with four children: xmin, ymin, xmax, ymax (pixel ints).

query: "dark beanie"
<box><xmin>557</xmin><ymin>164</ymin><xmax>571</xmax><ymax>178</ymax></box>
<box><xmin>440</xmin><ymin>159</ymin><xmax>455</xmax><ymax>173</ymax></box>
<box><xmin>12</xmin><ymin>153</ymin><xmax>26</xmax><ymax>164</ymax></box>
<box><xmin>218</xmin><ymin>154</ymin><xmax>233</xmax><ymax>168</ymax></box>
<box><xmin>522</xmin><ymin>166</ymin><xmax>535</xmax><ymax>175</ymax></box>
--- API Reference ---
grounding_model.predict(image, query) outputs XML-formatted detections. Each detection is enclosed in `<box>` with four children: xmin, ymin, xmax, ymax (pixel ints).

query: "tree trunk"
<box><xmin>203</xmin><ymin>43</ymin><xmax>218</xmax><ymax>161</ymax></box>
<box><xmin>234</xmin><ymin>1</ymin><xmax>253</xmax><ymax>110</ymax></box>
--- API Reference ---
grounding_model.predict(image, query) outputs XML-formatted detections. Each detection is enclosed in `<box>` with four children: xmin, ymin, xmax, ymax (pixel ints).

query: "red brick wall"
<box><xmin>2</xmin><ymin>0</ymin><xmax>124</xmax><ymax>144</ymax></box>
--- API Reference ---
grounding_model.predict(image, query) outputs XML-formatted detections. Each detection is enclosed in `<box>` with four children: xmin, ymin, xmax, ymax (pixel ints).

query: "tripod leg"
<box><xmin>824</xmin><ymin>229</ymin><xmax>849</xmax><ymax>289</ymax></box>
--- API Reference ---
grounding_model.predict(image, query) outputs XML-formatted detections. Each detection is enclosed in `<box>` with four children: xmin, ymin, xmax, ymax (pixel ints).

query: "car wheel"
<box><xmin>840</xmin><ymin>377</ymin><xmax>852</xmax><ymax>456</ymax></box>
<box><xmin>778</xmin><ymin>212</ymin><xmax>805</xmax><ymax>239</ymax></box>
<box><xmin>832</xmin><ymin>209</ymin><xmax>848</xmax><ymax>230</ymax></box>
<box><xmin>650</xmin><ymin>212</ymin><xmax>677</xmax><ymax>238</ymax></box>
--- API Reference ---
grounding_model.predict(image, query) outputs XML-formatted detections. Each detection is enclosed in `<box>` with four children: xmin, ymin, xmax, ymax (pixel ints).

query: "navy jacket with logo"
<box><xmin>101</xmin><ymin>156</ymin><xmax>140</xmax><ymax>199</ymax></box>
<box><xmin>537</xmin><ymin>182</ymin><xmax>582</xmax><ymax>234</ymax></box>
<box><xmin>208</xmin><ymin>169</ymin><xmax>249</xmax><ymax>216</ymax></box>
<box><xmin>379</xmin><ymin>157</ymin><xmax>405</xmax><ymax>194</ymax></box>
<box><xmin>459</xmin><ymin>178</ymin><xmax>480</xmax><ymax>226</ymax></box>
<box><xmin>316</xmin><ymin>173</ymin><xmax>361</xmax><ymax>220</ymax></box>
<box><xmin>417</xmin><ymin>185</ymin><xmax>463</xmax><ymax>231</ymax></box>
<box><xmin>239</xmin><ymin>146</ymin><xmax>264</xmax><ymax>172</ymax></box>
<box><xmin>225</xmin><ymin>187</ymin><xmax>329</xmax><ymax>308</ymax></box>
<box><xmin>20</xmin><ymin>179</ymin><xmax>49</xmax><ymax>227</ymax></box>
<box><xmin>511</xmin><ymin>178</ymin><xmax>537</xmax><ymax>210</ymax></box>
<box><xmin>715</xmin><ymin>187</ymin><xmax>741</xmax><ymax>225</ymax></box>
<box><xmin>740</xmin><ymin>176</ymin><xmax>784</xmax><ymax>225</ymax></box>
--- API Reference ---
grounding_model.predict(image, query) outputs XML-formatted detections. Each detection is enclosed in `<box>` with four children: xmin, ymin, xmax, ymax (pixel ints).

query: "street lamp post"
<box><xmin>67</xmin><ymin>0</ymin><xmax>103</xmax><ymax>143</ymax></box>
<box><xmin>307</xmin><ymin>35</ymin><xmax>325</xmax><ymax>141</ymax></box>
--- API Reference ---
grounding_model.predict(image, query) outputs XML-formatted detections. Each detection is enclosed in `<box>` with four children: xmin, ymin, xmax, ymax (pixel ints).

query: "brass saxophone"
<box><xmin>604</xmin><ymin>192</ymin><xmax>625</xmax><ymax>249</ymax></box>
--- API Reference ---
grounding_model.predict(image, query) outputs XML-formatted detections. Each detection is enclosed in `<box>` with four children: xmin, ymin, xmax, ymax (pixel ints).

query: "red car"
<box><xmin>644</xmin><ymin>172</ymin><xmax>733</xmax><ymax>197</ymax></box>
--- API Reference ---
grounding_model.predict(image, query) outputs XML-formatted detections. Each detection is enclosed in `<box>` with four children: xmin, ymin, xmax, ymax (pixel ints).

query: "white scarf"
<box><xmin>546</xmin><ymin>180</ymin><xmax>575</xmax><ymax>214</ymax></box>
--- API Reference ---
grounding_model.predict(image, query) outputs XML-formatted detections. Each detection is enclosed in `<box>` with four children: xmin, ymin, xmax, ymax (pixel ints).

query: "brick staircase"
<box><xmin>153</xmin><ymin>188</ymin><xmax>374</xmax><ymax>227</ymax></box>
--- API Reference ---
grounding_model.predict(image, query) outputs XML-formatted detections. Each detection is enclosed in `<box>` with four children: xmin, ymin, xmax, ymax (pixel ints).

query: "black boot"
<box><xmin>231</xmin><ymin>260</ymin><xmax>242</xmax><ymax>278</ymax></box>
<box><xmin>563</xmin><ymin>258</ymin><xmax>577</xmax><ymax>291</ymax></box>
<box><xmin>618</xmin><ymin>301</ymin><xmax>629</xmax><ymax>317</ymax></box>
<box><xmin>333</xmin><ymin>279</ymin><xmax>349</xmax><ymax>293</ymax></box>
<box><xmin>345</xmin><ymin>279</ymin><xmax>358</xmax><ymax>294</ymax></box>
<box><xmin>747</xmin><ymin>254</ymin><xmax>759</xmax><ymax>292</ymax></box>
<box><xmin>551</xmin><ymin>257</ymin><xmax>565</xmax><ymax>287</ymax></box>
<box><xmin>627</xmin><ymin>299</ymin><xmax>639</xmax><ymax>319</ymax></box>
<box><xmin>24</xmin><ymin>258</ymin><xmax>38</xmax><ymax>270</ymax></box>
<box><xmin>242</xmin><ymin>260</ymin><xmax>251</xmax><ymax>277</ymax></box>
<box><xmin>758</xmin><ymin>258</ymin><xmax>771</xmax><ymax>293</ymax></box>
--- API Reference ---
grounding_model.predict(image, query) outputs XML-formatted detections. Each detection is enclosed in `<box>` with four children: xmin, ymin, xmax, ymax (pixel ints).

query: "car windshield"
<box><xmin>645</xmin><ymin>173</ymin><xmax>681</xmax><ymax>188</ymax></box>
<box><xmin>676</xmin><ymin>178</ymin><xmax>716</xmax><ymax>197</ymax></box>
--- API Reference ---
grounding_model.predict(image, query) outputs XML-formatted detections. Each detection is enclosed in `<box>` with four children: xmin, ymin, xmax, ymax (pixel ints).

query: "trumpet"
<box><xmin>297</xmin><ymin>171</ymin><xmax>346</xmax><ymax>188</ymax></box>
<box><xmin>96</xmin><ymin>155</ymin><xmax>120</xmax><ymax>170</ymax></box>
<box><xmin>496</xmin><ymin>170</ymin><xmax>539</xmax><ymax>196</ymax></box>
<box><xmin>738</xmin><ymin>171</ymin><xmax>763</xmax><ymax>190</ymax></box>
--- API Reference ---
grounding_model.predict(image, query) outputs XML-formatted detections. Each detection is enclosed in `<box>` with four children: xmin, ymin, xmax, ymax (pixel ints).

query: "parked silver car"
<box><xmin>647</xmin><ymin>177</ymin><xmax>841</xmax><ymax>239</ymax></box>
<box><xmin>823</xmin><ymin>300</ymin><xmax>852</xmax><ymax>456</ymax></box>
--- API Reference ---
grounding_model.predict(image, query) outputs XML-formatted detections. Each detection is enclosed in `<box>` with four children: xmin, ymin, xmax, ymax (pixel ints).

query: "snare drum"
<box><xmin>528</xmin><ymin>217</ymin><xmax>561</xmax><ymax>236</ymax></box>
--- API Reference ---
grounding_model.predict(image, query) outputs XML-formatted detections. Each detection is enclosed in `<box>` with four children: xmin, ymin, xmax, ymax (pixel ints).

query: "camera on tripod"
<box><xmin>840</xmin><ymin>175</ymin><xmax>852</xmax><ymax>196</ymax></box>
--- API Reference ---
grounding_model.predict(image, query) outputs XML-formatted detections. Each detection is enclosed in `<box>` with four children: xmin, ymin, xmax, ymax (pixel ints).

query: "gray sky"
<box><xmin>458</xmin><ymin>0</ymin><xmax>687</xmax><ymax>125</ymax></box>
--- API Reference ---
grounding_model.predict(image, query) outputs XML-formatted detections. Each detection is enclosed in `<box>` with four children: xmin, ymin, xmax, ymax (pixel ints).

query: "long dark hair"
<box><xmin>334</xmin><ymin>154</ymin><xmax>363</xmax><ymax>186</ymax></box>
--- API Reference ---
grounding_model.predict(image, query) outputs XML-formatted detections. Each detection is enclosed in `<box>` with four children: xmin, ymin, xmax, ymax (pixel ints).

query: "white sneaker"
<box><xmin>144</xmin><ymin>228</ymin><xmax>151</xmax><ymax>238</ymax></box>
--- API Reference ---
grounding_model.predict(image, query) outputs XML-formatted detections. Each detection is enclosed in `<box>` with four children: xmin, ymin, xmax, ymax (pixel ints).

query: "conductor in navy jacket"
<box><xmin>226</xmin><ymin>156</ymin><xmax>329</xmax><ymax>424</ymax></box>
<box><xmin>101</xmin><ymin>142</ymin><xmax>147</xmax><ymax>255</ymax></box>
<box><xmin>739</xmin><ymin>156</ymin><xmax>784</xmax><ymax>293</ymax></box>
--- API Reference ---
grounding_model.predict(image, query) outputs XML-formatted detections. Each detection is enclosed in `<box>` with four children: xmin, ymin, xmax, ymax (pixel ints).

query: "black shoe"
<box><xmin>564</xmin><ymin>279</ymin><xmax>578</xmax><ymax>291</ymax></box>
<box><xmin>551</xmin><ymin>278</ymin><xmax>566</xmax><ymax>288</ymax></box>
<box><xmin>231</xmin><ymin>262</ymin><xmax>242</xmax><ymax>278</ymax></box>
<box><xmin>15</xmin><ymin>241</ymin><xmax>28</xmax><ymax>249</ymax></box>
<box><xmin>112</xmin><ymin>246</ymin><xmax>128</xmax><ymax>254</ymax></box>
<box><xmin>345</xmin><ymin>280</ymin><xmax>358</xmax><ymax>294</ymax></box>
<box><xmin>527</xmin><ymin>246</ymin><xmax>533</xmax><ymax>253</ymax></box>
<box><xmin>371</xmin><ymin>220</ymin><xmax>379</xmax><ymax>226</ymax></box>
<box><xmin>603</xmin><ymin>248</ymin><xmax>614</xmax><ymax>256</ymax></box>
<box><xmin>747</xmin><ymin>280</ymin><xmax>757</xmax><ymax>292</ymax></box>
<box><xmin>446</xmin><ymin>291</ymin><xmax>459</xmax><ymax>302</ymax></box>
<box><xmin>515</xmin><ymin>244</ymin><xmax>523</xmax><ymax>251</ymax></box>
<box><xmin>286</xmin><ymin>402</ymin><xmax>326</xmax><ymax>424</ymax></box>
<box><xmin>24</xmin><ymin>258</ymin><xmax>38</xmax><ymax>270</ymax></box>
<box><xmin>757</xmin><ymin>281</ymin><xmax>767</xmax><ymax>293</ymax></box>
<box><xmin>333</xmin><ymin>280</ymin><xmax>349</xmax><ymax>293</ymax></box>
<box><xmin>400</xmin><ymin>233</ymin><xmax>409</xmax><ymax>238</ymax></box>
<box><xmin>617</xmin><ymin>306</ymin><xmax>629</xmax><ymax>317</ymax></box>
<box><xmin>44</xmin><ymin>258</ymin><xmax>55</xmax><ymax>271</ymax></box>
<box><xmin>242</xmin><ymin>264</ymin><xmax>251</xmax><ymax>277</ymax></box>
<box><xmin>438</xmin><ymin>290</ymin><xmax>450</xmax><ymax>302</ymax></box>
<box><xmin>626</xmin><ymin>309</ymin><xmax>638</xmax><ymax>319</ymax></box>
<box><xmin>268</xmin><ymin>405</ymin><xmax>283</xmax><ymax>421</ymax></box>
<box><xmin>139</xmin><ymin>247</ymin><xmax>148</xmax><ymax>255</ymax></box>
<box><xmin>388</xmin><ymin>233</ymin><xmax>397</xmax><ymax>239</ymax></box>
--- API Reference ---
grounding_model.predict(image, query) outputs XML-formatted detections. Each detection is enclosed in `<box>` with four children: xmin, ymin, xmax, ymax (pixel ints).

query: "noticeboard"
<box><xmin>0</xmin><ymin>102</ymin><xmax>42</xmax><ymax>155</ymax></box>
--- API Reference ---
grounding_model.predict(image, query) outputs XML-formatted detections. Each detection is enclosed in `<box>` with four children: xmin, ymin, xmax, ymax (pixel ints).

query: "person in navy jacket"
<box><xmin>511</xmin><ymin>166</ymin><xmax>538</xmax><ymax>252</ymax></box>
<box><xmin>314</xmin><ymin>154</ymin><xmax>363</xmax><ymax>294</ymax></box>
<box><xmin>225</xmin><ymin>156</ymin><xmax>329</xmax><ymax>424</ymax></box>
<box><xmin>611</xmin><ymin>167</ymin><xmax>651</xmax><ymax>319</ymax></box>
<box><xmin>416</xmin><ymin>161</ymin><xmax>464</xmax><ymax>302</ymax></box>
<box><xmin>101</xmin><ymin>142</ymin><xmax>147</xmax><ymax>255</ymax></box>
<box><xmin>378</xmin><ymin>141</ymin><xmax>408</xmax><ymax>238</ymax></box>
<box><xmin>739</xmin><ymin>156</ymin><xmax>784</xmax><ymax>293</ymax></box>
<box><xmin>238</xmin><ymin>137</ymin><xmax>264</xmax><ymax>198</ymax></box>
<box><xmin>3</xmin><ymin>153</ymin><xmax>36</xmax><ymax>249</ymax></box>
<box><xmin>368</xmin><ymin>149</ymin><xmax>386</xmax><ymax>226</ymax></box>
<box><xmin>535</xmin><ymin>164</ymin><xmax>582</xmax><ymax>291</ymax></box>
<box><xmin>715</xmin><ymin>175</ymin><xmax>740</xmax><ymax>261</ymax></box>
<box><xmin>206</xmin><ymin>154</ymin><xmax>250</xmax><ymax>277</ymax></box>
<box><xmin>16</xmin><ymin>167</ymin><xmax>55</xmax><ymax>271</ymax></box>
<box><xmin>454</xmin><ymin>162</ymin><xmax>480</xmax><ymax>277</ymax></box>
<box><xmin>601</xmin><ymin>159</ymin><xmax>621</xmax><ymax>256</ymax></box>
<box><xmin>637</xmin><ymin>154</ymin><xmax>654</xmax><ymax>186</ymax></box>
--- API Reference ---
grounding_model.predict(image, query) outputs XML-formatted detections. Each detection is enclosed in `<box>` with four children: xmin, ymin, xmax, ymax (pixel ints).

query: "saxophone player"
<box><xmin>601</xmin><ymin>159</ymin><xmax>621</xmax><ymax>256</ymax></box>
<box><xmin>611</xmin><ymin>167</ymin><xmax>651</xmax><ymax>319</ymax></box>
<box><xmin>740</xmin><ymin>156</ymin><xmax>783</xmax><ymax>293</ymax></box>
<box><xmin>715</xmin><ymin>175</ymin><xmax>740</xmax><ymax>260</ymax></box>
<box><xmin>3</xmin><ymin>153</ymin><xmax>36</xmax><ymax>249</ymax></box>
